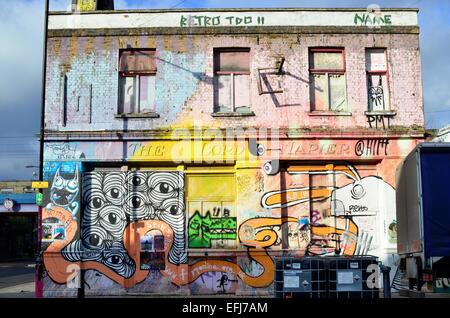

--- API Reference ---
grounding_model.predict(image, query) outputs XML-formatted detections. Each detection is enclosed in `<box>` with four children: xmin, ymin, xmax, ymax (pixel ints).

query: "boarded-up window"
<box><xmin>119</xmin><ymin>50</ymin><xmax>156</xmax><ymax>73</ymax></box>
<box><xmin>118</xmin><ymin>50</ymin><xmax>156</xmax><ymax>114</ymax></box>
<box><xmin>187</xmin><ymin>174</ymin><xmax>237</xmax><ymax>249</ymax></box>
<box><xmin>214</xmin><ymin>49</ymin><xmax>250</xmax><ymax>113</ymax></box>
<box><xmin>273</xmin><ymin>164</ymin><xmax>378</xmax><ymax>256</ymax></box>
<box><xmin>309</xmin><ymin>49</ymin><xmax>347</xmax><ymax>112</ymax></box>
<box><xmin>366</xmin><ymin>49</ymin><xmax>389</xmax><ymax>111</ymax></box>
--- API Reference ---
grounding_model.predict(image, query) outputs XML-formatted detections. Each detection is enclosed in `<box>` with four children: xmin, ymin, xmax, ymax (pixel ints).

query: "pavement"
<box><xmin>0</xmin><ymin>261</ymin><xmax>449</xmax><ymax>299</ymax></box>
<box><xmin>0</xmin><ymin>261</ymin><xmax>35</xmax><ymax>298</ymax></box>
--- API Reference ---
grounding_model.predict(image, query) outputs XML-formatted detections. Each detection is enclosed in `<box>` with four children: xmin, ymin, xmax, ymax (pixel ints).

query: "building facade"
<box><xmin>41</xmin><ymin>4</ymin><xmax>424</xmax><ymax>296</ymax></box>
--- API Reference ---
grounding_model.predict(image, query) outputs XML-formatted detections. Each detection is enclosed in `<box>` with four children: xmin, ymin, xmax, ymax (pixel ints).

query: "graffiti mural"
<box><xmin>43</xmin><ymin>171</ymin><xmax>187</xmax><ymax>287</ymax></box>
<box><xmin>42</xmin><ymin>163</ymin><xmax>396</xmax><ymax>294</ymax></box>
<box><xmin>260</xmin><ymin>164</ymin><xmax>395</xmax><ymax>257</ymax></box>
<box><xmin>45</xmin><ymin>163</ymin><xmax>81</xmax><ymax>219</ymax></box>
<box><xmin>188</xmin><ymin>211</ymin><xmax>237</xmax><ymax>248</ymax></box>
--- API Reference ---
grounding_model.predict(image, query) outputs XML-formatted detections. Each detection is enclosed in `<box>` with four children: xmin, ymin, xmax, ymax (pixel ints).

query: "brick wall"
<box><xmin>45</xmin><ymin>33</ymin><xmax>423</xmax><ymax>132</ymax></box>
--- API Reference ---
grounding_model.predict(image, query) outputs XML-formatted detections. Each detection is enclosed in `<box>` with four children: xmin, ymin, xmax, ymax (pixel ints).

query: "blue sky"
<box><xmin>0</xmin><ymin>0</ymin><xmax>449</xmax><ymax>180</ymax></box>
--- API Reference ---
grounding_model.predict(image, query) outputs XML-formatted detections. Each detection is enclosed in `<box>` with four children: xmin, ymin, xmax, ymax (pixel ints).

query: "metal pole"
<box><xmin>36</xmin><ymin>0</ymin><xmax>49</xmax><ymax>299</ymax></box>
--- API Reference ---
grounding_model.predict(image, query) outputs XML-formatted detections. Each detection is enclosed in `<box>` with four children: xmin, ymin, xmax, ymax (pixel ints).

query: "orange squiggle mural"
<box><xmin>43</xmin><ymin>205</ymin><xmax>298</xmax><ymax>288</ymax></box>
<box><xmin>126</xmin><ymin>218</ymin><xmax>296</xmax><ymax>288</ymax></box>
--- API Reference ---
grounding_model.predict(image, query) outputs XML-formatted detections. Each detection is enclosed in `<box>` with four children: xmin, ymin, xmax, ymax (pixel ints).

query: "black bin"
<box><xmin>274</xmin><ymin>257</ymin><xmax>327</xmax><ymax>298</ymax></box>
<box><xmin>327</xmin><ymin>256</ymin><xmax>380</xmax><ymax>299</ymax></box>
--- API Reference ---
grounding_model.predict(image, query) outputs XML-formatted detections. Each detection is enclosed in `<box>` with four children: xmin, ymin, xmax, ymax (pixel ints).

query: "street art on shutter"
<box><xmin>260</xmin><ymin>164</ymin><xmax>395</xmax><ymax>256</ymax></box>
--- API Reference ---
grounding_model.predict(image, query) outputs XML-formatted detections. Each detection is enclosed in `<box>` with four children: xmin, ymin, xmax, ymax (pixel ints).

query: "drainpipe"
<box><xmin>36</xmin><ymin>0</ymin><xmax>49</xmax><ymax>299</ymax></box>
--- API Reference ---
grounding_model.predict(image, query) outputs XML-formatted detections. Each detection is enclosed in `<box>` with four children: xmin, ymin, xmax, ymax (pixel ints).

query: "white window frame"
<box><xmin>309</xmin><ymin>48</ymin><xmax>348</xmax><ymax>112</ymax></box>
<box><xmin>118</xmin><ymin>49</ymin><xmax>157</xmax><ymax>115</ymax></box>
<box><xmin>366</xmin><ymin>48</ymin><xmax>390</xmax><ymax>112</ymax></box>
<box><xmin>213</xmin><ymin>49</ymin><xmax>251</xmax><ymax>113</ymax></box>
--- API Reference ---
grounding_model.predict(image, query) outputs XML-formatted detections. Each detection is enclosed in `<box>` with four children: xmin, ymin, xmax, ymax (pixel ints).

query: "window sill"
<box><xmin>308</xmin><ymin>111</ymin><xmax>352</xmax><ymax>116</ymax></box>
<box><xmin>365</xmin><ymin>111</ymin><xmax>396</xmax><ymax>116</ymax></box>
<box><xmin>211</xmin><ymin>111</ymin><xmax>255</xmax><ymax>118</ymax></box>
<box><xmin>115</xmin><ymin>112</ymin><xmax>160</xmax><ymax>119</ymax></box>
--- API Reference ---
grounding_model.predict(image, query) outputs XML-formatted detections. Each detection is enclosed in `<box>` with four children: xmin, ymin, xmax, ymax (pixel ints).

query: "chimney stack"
<box><xmin>72</xmin><ymin>0</ymin><xmax>114</xmax><ymax>12</ymax></box>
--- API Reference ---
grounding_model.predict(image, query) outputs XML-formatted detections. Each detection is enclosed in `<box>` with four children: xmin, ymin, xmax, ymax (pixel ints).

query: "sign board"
<box><xmin>49</xmin><ymin>10</ymin><xmax>419</xmax><ymax>30</ymax></box>
<box><xmin>337</xmin><ymin>271</ymin><xmax>354</xmax><ymax>284</ymax></box>
<box><xmin>32</xmin><ymin>181</ymin><xmax>49</xmax><ymax>189</ymax></box>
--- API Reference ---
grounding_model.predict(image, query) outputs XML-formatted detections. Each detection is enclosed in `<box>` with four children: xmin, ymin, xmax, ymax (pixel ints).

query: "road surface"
<box><xmin>0</xmin><ymin>261</ymin><xmax>35</xmax><ymax>298</ymax></box>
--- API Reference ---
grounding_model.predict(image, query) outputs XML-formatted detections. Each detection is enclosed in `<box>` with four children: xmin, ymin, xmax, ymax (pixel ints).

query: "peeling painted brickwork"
<box><xmin>45</xmin><ymin>33</ymin><xmax>423</xmax><ymax>132</ymax></box>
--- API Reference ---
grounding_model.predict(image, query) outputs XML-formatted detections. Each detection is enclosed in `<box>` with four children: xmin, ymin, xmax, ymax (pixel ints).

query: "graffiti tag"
<box><xmin>355</xmin><ymin>139</ymin><xmax>389</xmax><ymax>156</ymax></box>
<box><xmin>354</xmin><ymin>13</ymin><xmax>392</xmax><ymax>26</ymax></box>
<box><xmin>367</xmin><ymin>114</ymin><xmax>393</xmax><ymax>129</ymax></box>
<box><xmin>180</xmin><ymin>15</ymin><xmax>265</xmax><ymax>27</ymax></box>
<box><xmin>188</xmin><ymin>211</ymin><xmax>237</xmax><ymax>248</ymax></box>
<box><xmin>281</xmin><ymin>142</ymin><xmax>351</xmax><ymax>156</ymax></box>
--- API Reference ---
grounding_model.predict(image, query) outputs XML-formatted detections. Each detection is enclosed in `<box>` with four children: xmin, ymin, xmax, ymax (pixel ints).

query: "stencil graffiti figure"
<box><xmin>216</xmin><ymin>274</ymin><xmax>238</xmax><ymax>293</ymax></box>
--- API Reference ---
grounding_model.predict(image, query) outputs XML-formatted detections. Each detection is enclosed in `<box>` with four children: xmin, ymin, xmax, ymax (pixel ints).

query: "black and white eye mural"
<box><xmin>61</xmin><ymin>171</ymin><xmax>186</xmax><ymax>279</ymax></box>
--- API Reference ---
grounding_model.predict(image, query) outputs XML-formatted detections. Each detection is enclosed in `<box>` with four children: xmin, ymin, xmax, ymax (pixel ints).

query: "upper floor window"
<box><xmin>309</xmin><ymin>48</ymin><xmax>347</xmax><ymax>112</ymax></box>
<box><xmin>213</xmin><ymin>48</ymin><xmax>251</xmax><ymax>113</ymax></box>
<box><xmin>118</xmin><ymin>49</ymin><xmax>156</xmax><ymax>115</ymax></box>
<box><xmin>366</xmin><ymin>48</ymin><xmax>390</xmax><ymax>112</ymax></box>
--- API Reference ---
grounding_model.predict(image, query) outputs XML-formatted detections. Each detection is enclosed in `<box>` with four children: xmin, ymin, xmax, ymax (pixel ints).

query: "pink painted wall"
<box><xmin>44</xmin><ymin>33</ymin><xmax>423</xmax><ymax>132</ymax></box>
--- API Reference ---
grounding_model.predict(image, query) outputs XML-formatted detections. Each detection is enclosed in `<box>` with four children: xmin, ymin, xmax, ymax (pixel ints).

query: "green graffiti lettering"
<box><xmin>212</xmin><ymin>16</ymin><xmax>221</xmax><ymax>25</ymax></box>
<box><xmin>194</xmin><ymin>16</ymin><xmax>203</xmax><ymax>26</ymax></box>
<box><xmin>354</xmin><ymin>13</ymin><xmax>365</xmax><ymax>25</ymax></box>
<box><xmin>180</xmin><ymin>15</ymin><xmax>187</xmax><ymax>27</ymax></box>
<box><xmin>354</xmin><ymin>13</ymin><xmax>393</xmax><ymax>26</ymax></box>
<box><xmin>384</xmin><ymin>15</ymin><xmax>392</xmax><ymax>25</ymax></box>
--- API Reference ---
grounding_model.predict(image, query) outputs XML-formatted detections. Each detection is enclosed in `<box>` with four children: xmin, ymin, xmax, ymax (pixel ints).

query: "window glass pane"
<box><xmin>234</xmin><ymin>74</ymin><xmax>250</xmax><ymax>108</ymax></box>
<box><xmin>310</xmin><ymin>52</ymin><xmax>343</xmax><ymax>70</ymax></box>
<box><xmin>139</xmin><ymin>75</ymin><xmax>156</xmax><ymax>112</ymax></box>
<box><xmin>329</xmin><ymin>74</ymin><xmax>347</xmax><ymax>111</ymax></box>
<box><xmin>214</xmin><ymin>74</ymin><xmax>231</xmax><ymax>112</ymax></box>
<box><xmin>119</xmin><ymin>76</ymin><xmax>137</xmax><ymax>113</ymax></box>
<box><xmin>310</xmin><ymin>73</ymin><xmax>328</xmax><ymax>111</ymax></box>
<box><xmin>215</xmin><ymin>51</ymin><xmax>250</xmax><ymax>72</ymax></box>
<box><xmin>368</xmin><ymin>74</ymin><xmax>389</xmax><ymax>111</ymax></box>
<box><xmin>366</xmin><ymin>49</ymin><xmax>387</xmax><ymax>71</ymax></box>
<box><xmin>120</xmin><ymin>50</ymin><xmax>156</xmax><ymax>73</ymax></box>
